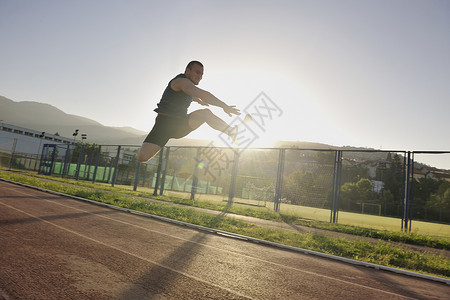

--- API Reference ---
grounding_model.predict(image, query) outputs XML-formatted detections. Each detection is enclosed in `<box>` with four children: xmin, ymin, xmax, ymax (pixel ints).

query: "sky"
<box><xmin>1</xmin><ymin>0</ymin><xmax>449</xmax><ymax>168</ymax></box>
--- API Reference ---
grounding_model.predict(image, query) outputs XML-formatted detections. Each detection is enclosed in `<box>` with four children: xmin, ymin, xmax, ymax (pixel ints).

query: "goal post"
<box><xmin>362</xmin><ymin>202</ymin><xmax>382</xmax><ymax>216</ymax></box>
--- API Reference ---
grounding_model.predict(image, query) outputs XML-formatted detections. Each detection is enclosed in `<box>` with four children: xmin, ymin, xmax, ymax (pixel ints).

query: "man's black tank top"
<box><xmin>154</xmin><ymin>74</ymin><xmax>193</xmax><ymax>117</ymax></box>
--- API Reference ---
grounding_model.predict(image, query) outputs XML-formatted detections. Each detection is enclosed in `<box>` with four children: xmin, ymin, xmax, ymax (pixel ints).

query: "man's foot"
<box><xmin>227</xmin><ymin>115</ymin><xmax>253</xmax><ymax>145</ymax></box>
<box><xmin>243</xmin><ymin>113</ymin><xmax>253</xmax><ymax>123</ymax></box>
<box><xmin>227</xmin><ymin>125</ymin><xmax>239</xmax><ymax>144</ymax></box>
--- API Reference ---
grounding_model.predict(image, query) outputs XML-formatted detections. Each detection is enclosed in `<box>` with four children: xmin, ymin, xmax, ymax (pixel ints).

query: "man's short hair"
<box><xmin>186</xmin><ymin>60</ymin><xmax>203</xmax><ymax>70</ymax></box>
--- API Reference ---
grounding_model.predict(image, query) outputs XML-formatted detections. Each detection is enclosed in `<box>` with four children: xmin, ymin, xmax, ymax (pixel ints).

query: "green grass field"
<box><xmin>131</xmin><ymin>186</ymin><xmax>450</xmax><ymax>238</ymax></box>
<box><xmin>279</xmin><ymin>204</ymin><xmax>450</xmax><ymax>238</ymax></box>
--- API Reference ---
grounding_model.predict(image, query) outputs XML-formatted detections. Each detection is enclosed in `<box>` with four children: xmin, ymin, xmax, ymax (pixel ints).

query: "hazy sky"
<box><xmin>1</xmin><ymin>0</ymin><xmax>449</xmax><ymax>166</ymax></box>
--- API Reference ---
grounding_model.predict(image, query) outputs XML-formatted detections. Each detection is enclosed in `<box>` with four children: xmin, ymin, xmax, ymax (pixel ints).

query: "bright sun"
<box><xmin>201</xmin><ymin>113</ymin><xmax>280</xmax><ymax>150</ymax></box>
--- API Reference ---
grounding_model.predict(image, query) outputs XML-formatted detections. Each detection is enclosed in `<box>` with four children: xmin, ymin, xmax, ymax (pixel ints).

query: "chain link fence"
<box><xmin>1</xmin><ymin>136</ymin><xmax>449</xmax><ymax>235</ymax></box>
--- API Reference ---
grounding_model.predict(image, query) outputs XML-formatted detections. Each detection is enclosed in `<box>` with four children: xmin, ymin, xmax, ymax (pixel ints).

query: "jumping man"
<box><xmin>137</xmin><ymin>61</ymin><xmax>240</xmax><ymax>163</ymax></box>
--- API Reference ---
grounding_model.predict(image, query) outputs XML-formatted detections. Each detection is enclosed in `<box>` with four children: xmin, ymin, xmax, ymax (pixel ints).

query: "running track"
<box><xmin>0</xmin><ymin>180</ymin><xmax>449</xmax><ymax>299</ymax></box>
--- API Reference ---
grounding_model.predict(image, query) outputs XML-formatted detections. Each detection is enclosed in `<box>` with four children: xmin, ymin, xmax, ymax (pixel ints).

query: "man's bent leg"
<box><xmin>137</xmin><ymin>142</ymin><xmax>161</xmax><ymax>163</ymax></box>
<box><xmin>188</xmin><ymin>109</ymin><xmax>230</xmax><ymax>133</ymax></box>
<box><xmin>188</xmin><ymin>109</ymin><xmax>238</xmax><ymax>142</ymax></box>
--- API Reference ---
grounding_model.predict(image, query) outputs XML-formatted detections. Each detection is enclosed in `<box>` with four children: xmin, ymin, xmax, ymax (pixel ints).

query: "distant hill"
<box><xmin>273</xmin><ymin>140</ymin><xmax>337</xmax><ymax>149</ymax></box>
<box><xmin>0</xmin><ymin>95</ymin><xmax>150</xmax><ymax>144</ymax></box>
<box><xmin>272</xmin><ymin>140</ymin><xmax>397</xmax><ymax>163</ymax></box>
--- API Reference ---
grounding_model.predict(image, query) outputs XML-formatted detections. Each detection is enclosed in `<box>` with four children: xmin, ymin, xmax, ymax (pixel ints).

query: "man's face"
<box><xmin>185</xmin><ymin>64</ymin><xmax>204</xmax><ymax>85</ymax></box>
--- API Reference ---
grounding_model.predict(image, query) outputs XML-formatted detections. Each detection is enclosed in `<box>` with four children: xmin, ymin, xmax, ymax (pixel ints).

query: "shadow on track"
<box><xmin>116</xmin><ymin>205</ymin><xmax>249</xmax><ymax>299</ymax></box>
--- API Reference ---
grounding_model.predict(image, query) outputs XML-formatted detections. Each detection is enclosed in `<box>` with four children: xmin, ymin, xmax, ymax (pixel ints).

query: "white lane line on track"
<box><xmin>0</xmin><ymin>183</ymin><xmax>422</xmax><ymax>300</ymax></box>
<box><xmin>0</xmin><ymin>200</ymin><xmax>254</xmax><ymax>300</ymax></box>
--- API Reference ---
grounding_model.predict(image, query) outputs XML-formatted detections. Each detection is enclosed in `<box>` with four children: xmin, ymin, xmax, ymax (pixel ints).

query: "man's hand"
<box><xmin>223</xmin><ymin>105</ymin><xmax>241</xmax><ymax>117</ymax></box>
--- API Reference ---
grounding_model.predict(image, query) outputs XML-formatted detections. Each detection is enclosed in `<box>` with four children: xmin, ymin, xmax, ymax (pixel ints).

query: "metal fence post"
<box><xmin>153</xmin><ymin>147</ymin><xmax>164</xmax><ymax>196</ymax></box>
<box><xmin>401</xmin><ymin>153</ymin><xmax>407</xmax><ymax>231</ymax></box>
<box><xmin>75</xmin><ymin>144</ymin><xmax>84</xmax><ymax>181</ymax></box>
<box><xmin>62</xmin><ymin>144</ymin><xmax>71</xmax><ymax>178</ymax></box>
<box><xmin>274</xmin><ymin>148</ymin><xmax>285</xmax><ymax>212</ymax></box>
<box><xmin>111</xmin><ymin>145</ymin><xmax>121</xmax><ymax>187</ymax></box>
<box><xmin>191</xmin><ymin>148</ymin><xmax>201</xmax><ymax>200</ymax></box>
<box><xmin>330</xmin><ymin>150</ymin><xmax>343</xmax><ymax>223</ymax></box>
<box><xmin>160</xmin><ymin>147</ymin><xmax>170</xmax><ymax>195</ymax></box>
<box><xmin>228</xmin><ymin>151</ymin><xmax>240</xmax><ymax>206</ymax></box>
<box><xmin>92</xmin><ymin>145</ymin><xmax>101</xmax><ymax>183</ymax></box>
<box><xmin>141</xmin><ymin>163</ymin><xmax>148</xmax><ymax>187</ymax></box>
<box><xmin>403</xmin><ymin>151</ymin><xmax>413</xmax><ymax>232</ymax></box>
<box><xmin>86</xmin><ymin>154</ymin><xmax>93</xmax><ymax>180</ymax></box>
<box><xmin>106</xmin><ymin>157</ymin><xmax>113</xmax><ymax>183</ymax></box>
<box><xmin>133</xmin><ymin>162</ymin><xmax>141</xmax><ymax>191</ymax></box>
<box><xmin>8</xmin><ymin>138</ymin><xmax>18</xmax><ymax>170</ymax></box>
<box><xmin>409</xmin><ymin>152</ymin><xmax>415</xmax><ymax>232</ymax></box>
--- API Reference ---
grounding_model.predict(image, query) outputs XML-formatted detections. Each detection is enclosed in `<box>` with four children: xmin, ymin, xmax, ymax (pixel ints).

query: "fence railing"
<box><xmin>1</xmin><ymin>137</ymin><xmax>449</xmax><ymax>234</ymax></box>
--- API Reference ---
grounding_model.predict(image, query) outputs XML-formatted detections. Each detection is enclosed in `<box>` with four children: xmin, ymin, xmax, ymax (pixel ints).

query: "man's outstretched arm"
<box><xmin>172</xmin><ymin>78</ymin><xmax>240</xmax><ymax>117</ymax></box>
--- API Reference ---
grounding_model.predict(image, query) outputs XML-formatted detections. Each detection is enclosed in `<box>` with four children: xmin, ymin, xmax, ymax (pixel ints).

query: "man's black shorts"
<box><xmin>143</xmin><ymin>113</ymin><xmax>193</xmax><ymax>147</ymax></box>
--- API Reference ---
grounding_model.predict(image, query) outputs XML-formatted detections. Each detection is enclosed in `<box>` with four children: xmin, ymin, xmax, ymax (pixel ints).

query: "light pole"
<box><xmin>38</xmin><ymin>131</ymin><xmax>45</xmax><ymax>153</ymax></box>
<box><xmin>73</xmin><ymin>129</ymin><xmax>79</xmax><ymax>142</ymax></box>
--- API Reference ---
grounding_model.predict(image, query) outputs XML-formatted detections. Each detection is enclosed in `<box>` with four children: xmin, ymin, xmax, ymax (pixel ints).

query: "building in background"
<box><xmin>0</xmin><ymin>122</ymin><xmax>76</xmax><ymax>155</ymax></box>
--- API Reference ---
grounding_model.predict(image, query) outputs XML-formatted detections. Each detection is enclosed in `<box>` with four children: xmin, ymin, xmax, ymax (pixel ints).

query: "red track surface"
<box><xmin>1</xmin><ymin>180</ymin><xmax>449</xmax><ymax>299</ymax></box>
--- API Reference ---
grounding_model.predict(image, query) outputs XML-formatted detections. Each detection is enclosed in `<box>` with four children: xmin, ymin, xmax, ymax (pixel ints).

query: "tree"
<box><xmin>70</xmin><ymin>142</ymin><xmax>102</xmax><ymax>164</ymax></box>
<box><xmin>382</xmin><ymin>154</ymin><xmax>404</xmax><ymax>216</ymax></box>
<box><xmin>283</xmin><ymin>163</ymin><xmax>333</xmax><ymax>208</ymax></box>
<box><xmin>356</xmin><ymin>178</ymin><xmax>376</xmax><ymax>201</ymax></box>
<box><xmin>340</xmin><ymin>178</ymin><xmax>376</xmax><ymax>212</ymax></box>
<box><xmin>341</xmin><ymin>164</ymin><xmax>369</xmax><ymax>184</ymax></box>
<box><xmin>412</xmin><ymin>177</ymin><xmax>441</xmax><ymax>219</ymax></box>
<box><xmin>316</xmin><ymin>151</ymin><xmax>335</xmax><ymax>165</ymax></box>
<box><xmin>425</xmin><ymin>180</ymin><xmax>450</xmax><ymax>222</ymax></box>
<box><xmin>340</xmin><ymin>182</ymin><xmax>359</xmax><ymax>211</ymax></box>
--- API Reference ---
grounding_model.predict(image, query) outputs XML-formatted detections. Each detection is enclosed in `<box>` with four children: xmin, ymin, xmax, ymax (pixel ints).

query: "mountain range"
<box><xmin>0</xmin><ymin>95</ymin><xmax>149</xmax><ymax>145</ymax></box>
